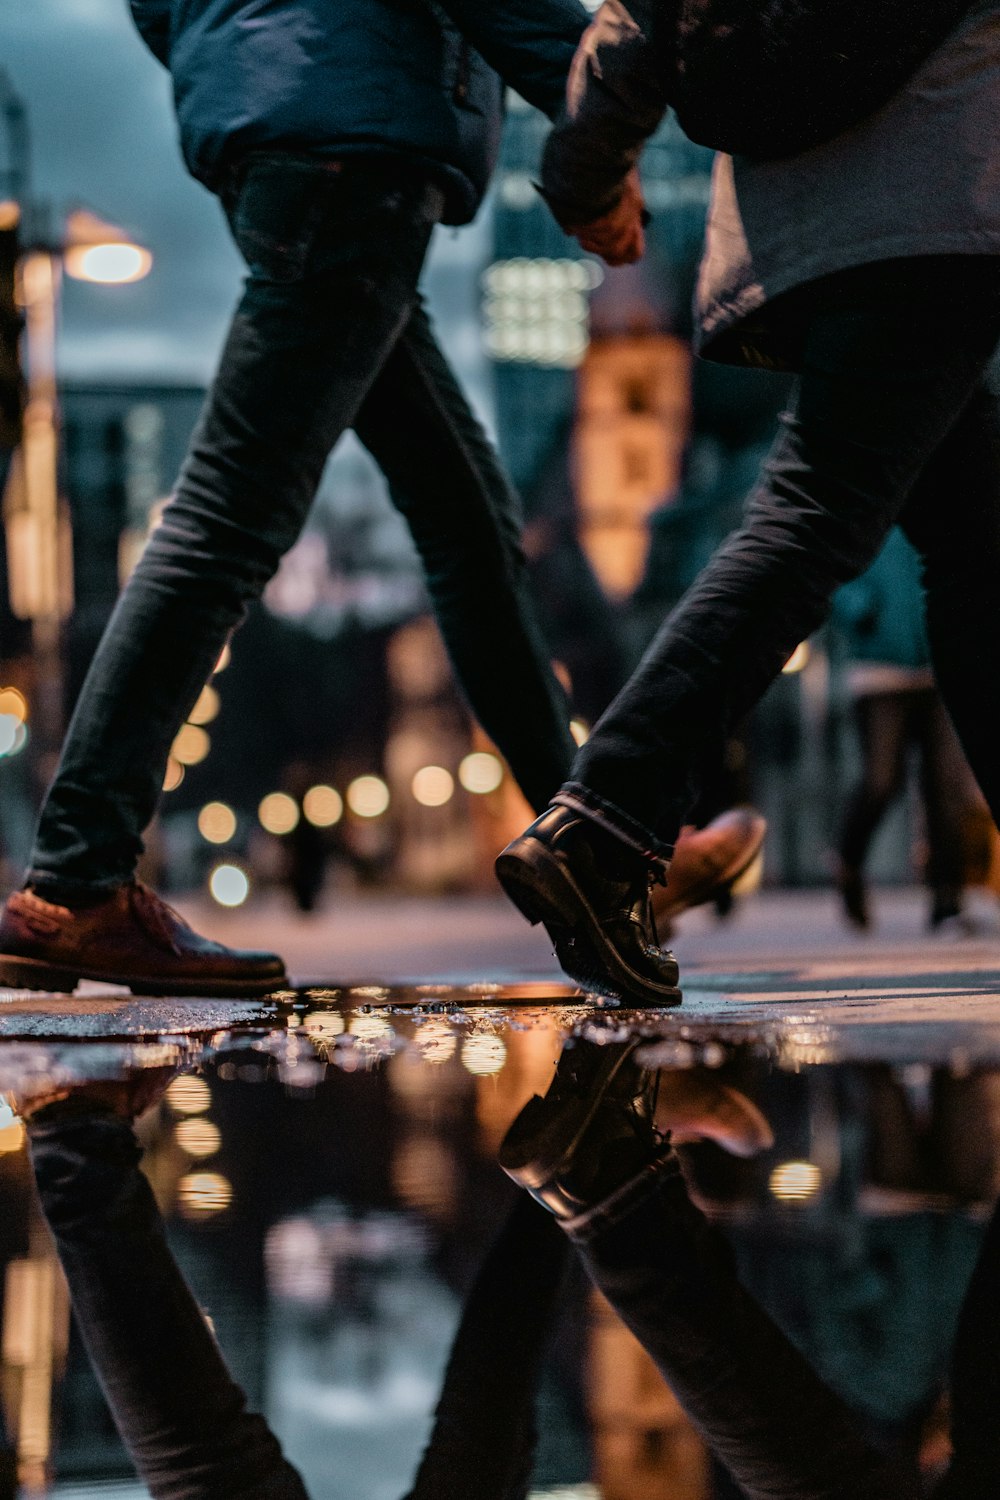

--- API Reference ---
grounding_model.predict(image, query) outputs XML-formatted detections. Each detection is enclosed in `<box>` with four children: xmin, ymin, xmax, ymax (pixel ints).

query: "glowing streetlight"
<box><xmin>62</xmin><ymin>209</ymin><xmax>152</xmax><ymax>286</ymax></box>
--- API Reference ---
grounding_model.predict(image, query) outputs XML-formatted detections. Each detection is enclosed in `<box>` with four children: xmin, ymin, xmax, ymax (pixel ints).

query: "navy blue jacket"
<box><xmin>129</xmin><ymin>0</ymin><xmax>588</xmax><ymax>225</ymax></box>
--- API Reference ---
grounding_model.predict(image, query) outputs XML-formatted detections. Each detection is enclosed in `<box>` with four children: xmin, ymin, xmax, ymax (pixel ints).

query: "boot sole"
<box><xmin>498</xmin><ymin>1040</ymin><xmax>645</xmax><ymax>1189</ymax></box>
<box><xmin>0</xmin><ymin>954</ymin><xmax>288</xmax><ymax>999</ymax></box>
<box><xmin>495</xmin><ymin>843</ymin><xmax>682</xmax><ymax>1009</ymax></box>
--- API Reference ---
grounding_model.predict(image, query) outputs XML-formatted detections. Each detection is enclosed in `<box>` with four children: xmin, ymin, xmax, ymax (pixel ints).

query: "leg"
<box><xmin>933</xmin><ymin>1198</ymin><xmax>1000</xmax><ymax>1498</ymax></box>
<box><xmin>354</xmin><ymin>303</ymin><xmax>576</xmax><ymax>815</ymax></box>
<box><xmin>28</xmin><ymin>1109</ymin><xmax>307</xmax><ymax>1500</ymax></box>
<box><xmin>566</xmin><ymin>259</ymin><xmax>1000</xmax><ymax>855</ymax></box>
<box><xmin>403</xmin><ymin>1192</ymin><xmax>570</xmax><ymax>1500</ymax></box>
<box><xmin>898</xmin><ymin>391</ymin><xmax>1000</xmax><ymax>833</ymax></box>
<box><xmin>911</xmin><ymin>691</ymin><xmax>968</xmax><ymax>920</ymax></box>
<box><xmin>27</xmin><ymin>157</ymin><xmax>442</xmax><ymax>898</ymax></box>
<box><xmin>837</xmin><ymin>694</ymin><xmax>910</xmax><ymax>871</ymax></box>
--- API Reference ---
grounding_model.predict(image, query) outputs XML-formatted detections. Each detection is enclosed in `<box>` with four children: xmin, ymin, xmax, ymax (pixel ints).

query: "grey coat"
<box><xmin>699</xmin><ymin>0</ymin><xmax>1000</xmax><ymax>366</ymax></box>
<box><xmin>541</xmin><ymin>0</ymin><xmax>1000</xmax><ymax>368</ymax></box>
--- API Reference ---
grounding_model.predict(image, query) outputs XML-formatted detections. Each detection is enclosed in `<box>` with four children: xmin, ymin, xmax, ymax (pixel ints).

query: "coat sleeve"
<box><xmin>429</xmin><ymin>0</ymin><xmax>589</xmax><ymax>120</ymax></box>
<box><xmin>541</xmin><ymin>0</ymin><xmax>675</xmax><ymax>227</ymax></box>
<box><xmin>128</xmin><ymin>0</ymin><xmax>172</xmax><ymax>65</ymax></box>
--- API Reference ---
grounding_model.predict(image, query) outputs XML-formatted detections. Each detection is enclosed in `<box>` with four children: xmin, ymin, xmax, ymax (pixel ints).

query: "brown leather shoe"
<box><xmin>652</xmin><ymin>807</ymin><xmax>766</xmax><ymax>924</ymax></box>
<box><xmin>0</xmin><ymin>883</ymin><xmax>287</xmax><ymax>997</ymax></box>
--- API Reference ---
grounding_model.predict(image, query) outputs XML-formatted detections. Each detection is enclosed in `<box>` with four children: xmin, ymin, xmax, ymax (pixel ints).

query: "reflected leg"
<box><xmin>933</xmin><ymin>1199</ymin><xmax>1000</xmax><ymax>1498</ymax></box>
<box><xmin>838</xmin><ymin>694</ymin><xmax>910</xmax><ymax>872</ymax></box>
<box><xmin>403</xmin><ymin>1192</ymin><xmax>570</xmax><ymax>1500</ymax></box>
<box><xmin>354</xmin><ymin>302</ymin><xmax>575</xmax><ymax>816</ymax></box>
<box><xmin>29</xmin><ymin>1110</ymin><xmax>308</xmax><ymax>1500</ymax></box>
<box><xmin>569</xmin><ymin>1157</ymin><xmax>918</xmax><ymax>1500</ymax></box>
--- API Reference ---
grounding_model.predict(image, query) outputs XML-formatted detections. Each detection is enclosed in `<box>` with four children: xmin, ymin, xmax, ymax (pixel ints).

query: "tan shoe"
<box><xmin>653</xmin><ymin>807</ymin><xmax>766</xmax><ymax>924</ymax></box>
<box><xmin>0</xmin><ymin>882</ymin><xmax>287</xmax><ymax>997</ymax></box>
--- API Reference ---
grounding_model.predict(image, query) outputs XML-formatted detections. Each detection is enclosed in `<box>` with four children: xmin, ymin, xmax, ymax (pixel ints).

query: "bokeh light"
<box><xmin>769</xmin><ymin>1160</ymin><xmax>822</xmax><ymax>1202</ymax></box>
<box><xmin>411</xmin><ymin>765</ymin><xmax>454</xmax><ymax>808</ymax></box>
<box><xmin>178</xmin><ymin>1171</ymin><xmax>232</xmax><ymax>1219</ymax></box>
<box><xmin>458</xmin><ymin>751</ymin><xmax>504</xmax><ymax>795</ymax></box>
<box><xmin>347</xmin><ymin>775</ymin><xmax>390</xmax><ymax>819</ymax></box>
<box><xmin>162</xmin><ymin>757</ymin><xmax>185</xmax><ymax>792</ymax></box>
<box><xmin>461</xmin><ymin>1034</ymin><xmax>507</xmax><ymax>1076</ymax></box>
<box><xmin>167</xmin><ymin>1075</ymin><xmax>211</xmax><ymax>1115</ymax></box>
<box><xmin>303</xmin><ymin>784</ymin><xmax>343</xmax><ymax>827</ymax></box>
<box><xmin>172</xmin><ymin>723</ymin><xmax>210</xmax><ymax>766</ymax></box>
<box><xmin>414</xmin><ymin>1019</ymin><xmax>457</xmax><ymax>1065</ymax></box>
<box><xmin>175</xmin><ymin>1118</ymin><xmax>221</xmax><ymax>1159</ymax></box>
<box><xmin>198</xmin><ymin>801</ymin><xmax>236</xmax><ymax>844</ymax></box>
<box><xmin>782</xmin><ymin>642</ymin><xmax>810</xmax><ymax>675</ymax></box>
<box><xmin>570</xmin><ymin>719</ymin><xmax>590</xmax><ymax>747</ymax></box>
<box><xmin>188</xmin><ymin>685</ymin><xmax>220</xmax><ymax>726</ymax></box>
<box><xmin>64</xmin><ymin>242</ymin><xmax>152</xmax><ymax>285</ymax></box>
<box><xmin>209</xmin><ymin>864</ymin><xmax>250</xmax><ymax>908</ymax></box>
<box><xmin>259</xmin><ymin>792</ymin><xmax>300</xmax><ymax>835</ymax></box>
<box><xmin>0</xmin><ymin>1121</ymin><xmax>26</xmax><ymax>1154</ymax></box>
<box><xmin>0</xmin><ymin>688</ymin><xmax>27</xmax><ymax>722</ymax></box>
<box><xmin>214</xmin><ymin>643</ymin><xmax>231</xmax><ymax>674</ymax></box>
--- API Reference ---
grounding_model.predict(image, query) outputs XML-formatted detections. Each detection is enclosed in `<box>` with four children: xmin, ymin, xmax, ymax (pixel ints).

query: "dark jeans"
<box><xmin>28</xmin><ymin>155</ymin><xmax>574</xmax><ymax>896</ymax></box>
<box><xmin>558</xmin><ymin>257</ymin><xmax>1000</xmax><ymax>860</ymax></box>
<box><xmin>839</xmin><ymin>688</ymin><xmax>968</xmax><ymax>893</ymax></box>
<box><xmin>28</xmin><ymin>1110</ymin><xmax>552</xmax><ymax>1500</ymax></box>
<box><xmin>569</xmin><ymin>1153</ymin><xmax>1000</xmax><ymax>1500</ymax></box>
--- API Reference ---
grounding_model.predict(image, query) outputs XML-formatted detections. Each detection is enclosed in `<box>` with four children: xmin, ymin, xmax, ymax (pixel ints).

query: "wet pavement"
<box><xmin>1</xmin><ymin>888</ymin><xmax>999</xmax><ymax>1497</ymax></box>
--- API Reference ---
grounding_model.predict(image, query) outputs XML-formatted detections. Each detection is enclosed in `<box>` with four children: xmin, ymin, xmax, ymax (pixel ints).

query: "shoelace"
<box><xmin>128</xmin><ymin>881</ymin><xmax>189</xmax><ymax>955</ymax></box>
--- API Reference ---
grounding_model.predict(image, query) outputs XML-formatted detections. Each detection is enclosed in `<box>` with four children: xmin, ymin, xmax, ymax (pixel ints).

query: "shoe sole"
<box><xmin>495</xmin><ymin>843</ymin><xmax>682</xmax><ymax>1009</ymax></box>
<box><xmin>498</xmin><ymin>1039</ymin><xmax>647</xmax><ymax>1189</ymax></box>
<box><xmin>0</xmin><ymin>954</ymin><xmax>288</xmax><ymax>999</ymax></box>
<box><xmin>657</xmin><ymin>819</ymin><xmax>767</xmax><ymax>919</ymax></box>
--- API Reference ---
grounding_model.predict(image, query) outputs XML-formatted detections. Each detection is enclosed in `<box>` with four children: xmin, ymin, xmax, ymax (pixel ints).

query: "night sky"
<box><xmin>1</xmin><ymin>0</ymin><xmax>492</xmax><ymax>412</ymax></box>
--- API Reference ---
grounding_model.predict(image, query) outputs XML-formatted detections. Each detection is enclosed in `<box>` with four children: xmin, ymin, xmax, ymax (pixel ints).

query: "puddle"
<box><xmin>0</xmin><ymin>982</ymin><xmax>998</xmax><ymax>1496</ymax></box>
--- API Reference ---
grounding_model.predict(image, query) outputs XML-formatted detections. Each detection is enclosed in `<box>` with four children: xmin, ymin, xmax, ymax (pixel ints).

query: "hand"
<box><xmin>568</xmin><ymin>169</ymin><xmax>646</xmax><ymax>266</ymax></box>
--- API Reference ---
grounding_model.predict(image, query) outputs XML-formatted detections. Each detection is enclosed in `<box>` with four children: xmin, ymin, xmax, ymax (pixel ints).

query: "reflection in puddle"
<box><xmin>0</xmin><ymin>1001</ymin><xmax>997</xmax><ymax>1497</ymax></box>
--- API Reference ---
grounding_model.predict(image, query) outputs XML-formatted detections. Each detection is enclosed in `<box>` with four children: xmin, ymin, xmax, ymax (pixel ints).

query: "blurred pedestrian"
<box><xmin>496</xmin><ymin>0</ymin><xmax>1000</xmax><ymax>1005</ymax></box>
<box><xmin>833</xmin><ymin>529</ymin><xmax>975</xmax><ymax>932</ymax></box>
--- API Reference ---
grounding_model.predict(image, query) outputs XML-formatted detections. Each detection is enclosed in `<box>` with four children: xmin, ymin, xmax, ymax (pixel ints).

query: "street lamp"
<box><xmin>1</xmin><ymin>74</ymin><xmax>152</xmax><ymax>757</ymax></box>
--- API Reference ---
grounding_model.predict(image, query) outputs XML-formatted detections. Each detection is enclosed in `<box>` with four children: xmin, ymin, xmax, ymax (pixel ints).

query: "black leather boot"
<box><xmin>498</xmin><ymin>1036</ymin><xmax>675</xmax><ymax>1221</ymax></box>
<box><xmin>495</xmin><ymin>805</ymin><xmax>681</xmax><ymax>1007</ymax></box>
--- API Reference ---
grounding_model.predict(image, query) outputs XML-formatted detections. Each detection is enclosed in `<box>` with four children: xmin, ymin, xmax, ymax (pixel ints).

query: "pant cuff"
<box><xmin>552</xmin><ymin>783</ymin><xmax>675</xmax><ymax>866</ymax></box>
<box><xmin>562</xmin><ymin>1144</ymin><xmax>682</xmax><ymax>1242</ymax></box>
<box><xmin>24</xmin><ymin>870</ymin><xmax>125</xmax><ymax>903</ymax></box>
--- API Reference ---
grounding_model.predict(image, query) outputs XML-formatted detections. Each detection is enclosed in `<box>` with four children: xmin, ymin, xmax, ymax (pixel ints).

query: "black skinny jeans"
<box><xmin>27</xmin><ymin>155</ymin><xmax>574</xmax><ymax>896</ymax></box>
<box><xmin>559</xmin><ymin>257</ymin><xmax>1000</xmax><ymax>860</ymax></box>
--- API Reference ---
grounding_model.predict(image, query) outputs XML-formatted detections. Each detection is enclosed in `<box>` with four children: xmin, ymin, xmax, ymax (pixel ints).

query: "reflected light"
<box><xmin>461</xmin><ymin>1034</ymin><xmax>507</xmax><ymax>1076</ymax></box>
<box><xmin>769</xmin><ymin>1160</ymin><xmax>822</xmax><ymax>1202</ymax></box>
<box><xmin>214</xmin><ymin>643</ymin><xmax>231</xmax><ymax>674</ymax></box>
<box><xmin>167</xmin><ymin>1075</ymin><xmax>212</xmax><ymax>1115</ymax></box>
<box><xmin>198</xmin><ymin>801</ymin><xmax>236</xmax><ymax>845</ymax></box>
<box><xmin>303</xmin><ymin>784</ymin><xmax>343</xmax><ymax>827</ymax></box>
<box><xmin>570</xmin><ymin>719</ymin><xmax>590</xmax><ymax>747</ymax></box>
<box><xmin>347</xmin><ymin>775</ymin><xmax>390</xmax><ymax>819</ymax></box>
<box><xmin>162</xmin><ymin>757</ymin><xmax>185</xmax><ymax>792</ymax></box>
<box><xmin>414</xmin><ymin>1019</ymin><xmax>457</xmax><ymax>1065</ymax></box>
<box><xmin>259</xmin><ymin>792</ymin><xmax>299</xmax><ymax>835</ymax></box>
<box><xmin>411</xmin><ymin>765</ymin><xmax>454</xmax><ymax>807</ymax></box>
<box><xmin>458</xmin><ymin>751</ymin><xmax>503</xmax><ymax>795</ymax></box>
<box><xmin>172</xmin><ymin>723</ymin><xmax>210</xmax><ymax>766</ymax></box>
<box><xmin>303</xmin><ymin>1011</ymin><xmax>346</xmax><ymax>1041</ymax></box>
<box><xmin>175</xmin><ymin>1118</ymin><xmax>221</xmax><ymax>1159</ymax></box>
<box><xmin>64</xmin><ymin>242</ymin><xmax>152</xmax><ymax>285</ymax></box>
<box><xmin>178</xmin><ymin>1171</ymin><xmax>232</xmax><ymax>1219</ymax></box>
<box><xmin>349</xmin><ymin>1014</ymin><xmax>393</xmax><ymax>1042</ymax></box>
<box><xmin>0</xmin><ymin>715</ymin><xmax>26</xmax><ymax>758</ymax></box>
<box><xmin>209</xmin><ymin>863</ymin><xmax>250</xmax><ymax>907</ymax></box>
<box><xmin>188</xmin><ymin>685</ymin><xmax>220</xmax><ymax>726</ymax></box>
<box><xmin>782</xmin><ymin>642</ymin><xmax>810</xmax><ymax>675</ymax></box>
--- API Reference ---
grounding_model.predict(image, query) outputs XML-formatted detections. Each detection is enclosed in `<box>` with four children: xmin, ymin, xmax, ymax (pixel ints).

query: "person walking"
<box><xmin>833</xmin><ymin>528</ymin><xmax>974</xmax><ymax>932</ymax></box>
<box><xmin>0</xmin><ymin>0</ymin><xmax>764</xmax><ymax>1001</ymax></box>
<box><xmin>496</xmin><ymin>0</ymin><xmax>1000</xmax><ymax>1004</ymax></box>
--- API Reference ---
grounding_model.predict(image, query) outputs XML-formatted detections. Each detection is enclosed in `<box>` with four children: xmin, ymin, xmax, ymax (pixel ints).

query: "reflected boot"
<box><xmin>835</xmin><ymin>862</ymin><xmax>870</xmax><ymax>929</ymax></box>
<box><xmin>499</xmin><ymin>1036</ymin><xmax>673</xmax><ymax>1220</ymax></box>
<box><xmin>495</xmin><ymin>805</ymin><xmax>681</xmax><ymax>1007</ymax></box>
<box><xmin>0</xmin><ymin>882</ymin><xmax>287</xmax><ymax>997</ymax></box>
